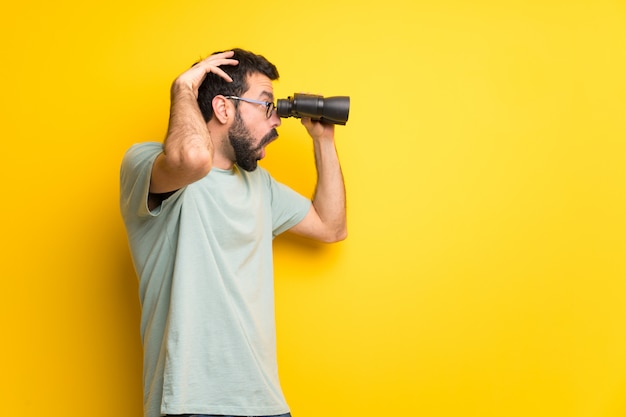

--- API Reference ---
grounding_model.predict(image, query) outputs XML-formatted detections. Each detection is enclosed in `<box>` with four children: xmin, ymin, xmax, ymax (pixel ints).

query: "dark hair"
<box><xmin>196</xmin><ymin>48</ymin><xmax>279</xmax><ymax>122</ymax></box>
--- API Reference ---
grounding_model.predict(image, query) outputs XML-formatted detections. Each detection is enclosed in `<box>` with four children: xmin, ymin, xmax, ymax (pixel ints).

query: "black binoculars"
<box><xmin>276</xmin><ymin>93</ymin><xmax>350</xmax><ymax>125</ymax></box>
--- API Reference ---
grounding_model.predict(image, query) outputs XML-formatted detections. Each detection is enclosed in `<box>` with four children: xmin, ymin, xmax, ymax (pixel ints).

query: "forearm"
<box><xmin>149</xmin><ymin>51</ymin><xmax>237</xmax><ymax>194</ymax></box>
<box><xmin>163</xmin><ymin>81</ymin><xmax>213</xmax><ymax>171</ymax></box>
<box><xmin>311</xmin><ymin>137</ymin><xmax>347</xmax><ymax>241</ymax></box>
<box><xmin>150</xmin><ymin>83</ymin><xmax>214</xmax><ymax>194</ymax></box>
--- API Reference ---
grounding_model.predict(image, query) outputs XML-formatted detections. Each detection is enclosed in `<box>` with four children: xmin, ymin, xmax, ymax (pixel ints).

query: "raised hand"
<box><xmin>173</xmin><ymin>51</ymin><xmax>239</xmax><ymax>97</ymax></box>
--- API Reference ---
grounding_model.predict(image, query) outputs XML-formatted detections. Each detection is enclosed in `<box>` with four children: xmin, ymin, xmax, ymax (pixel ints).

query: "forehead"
<box><xmin>244</xmin><ymin>72</ymin><xmax>274</xmax><ymax>98</ymax></box>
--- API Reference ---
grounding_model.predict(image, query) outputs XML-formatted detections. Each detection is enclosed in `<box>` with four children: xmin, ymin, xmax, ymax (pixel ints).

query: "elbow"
<box><xmin>166</xmin><ymin>145</ymin><xmax>213</xmax><ymax>179</ymax></box>
<box><xmin>184</xmin><ymin>147</ymin><xmax>213</xmax><ymax>177</ymax></box>
<box><xmin>335</xmin><ymin>229</ymin><xmax>348</xmax><ymax>243</ymax></box>
<box><xmin>324</xmin><ymin>225</ymin><xmax>348</xmax><ymax>243</ymax></box>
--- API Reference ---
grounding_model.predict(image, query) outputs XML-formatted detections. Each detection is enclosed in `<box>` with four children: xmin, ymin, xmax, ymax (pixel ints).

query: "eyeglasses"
<box><xmin>225</xmin><ymin>96</ymin><xmax>276</xmax><ymax>119</ymax></box>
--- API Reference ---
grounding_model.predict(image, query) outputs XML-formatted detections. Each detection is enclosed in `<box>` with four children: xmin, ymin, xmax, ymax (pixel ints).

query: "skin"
<box><xmin>149</xmin><ymin>51</ymin><xmax>347</xmax><ymax>243</ymax></box>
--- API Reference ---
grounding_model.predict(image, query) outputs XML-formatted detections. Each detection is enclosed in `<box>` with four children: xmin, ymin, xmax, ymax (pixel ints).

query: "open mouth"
<box><xmin>261</xmin><ymin>130</ymin><xmax>278</xmax><ymax>148</ymax></box>
<box><xmin>256</xmin><ymin>129</ymin><xmax>279</xmax><ymax>153</ymax></box>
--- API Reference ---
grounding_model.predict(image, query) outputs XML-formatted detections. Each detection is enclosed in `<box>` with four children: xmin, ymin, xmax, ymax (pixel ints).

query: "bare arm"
<box><xmin>289</xmin><ymin>118</ymin><xmax>347</xmax><ymax>243</ymax></box>
<box><xmin>150</xmin><ymin>51</ymin><xmax>238</xmax><ymax>194</ymax></box>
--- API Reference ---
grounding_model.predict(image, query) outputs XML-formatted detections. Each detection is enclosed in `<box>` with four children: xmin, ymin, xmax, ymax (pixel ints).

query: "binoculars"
<box><xmin>276</xmin><ymin>93</ymin><xmax>350</xmax><ymax>125</ymax></box>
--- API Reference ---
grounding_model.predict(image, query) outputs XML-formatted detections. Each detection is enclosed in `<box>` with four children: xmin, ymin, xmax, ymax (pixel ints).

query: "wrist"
<box><xmin>171</xmin><ymin>78</ymin><xmax>197</xmax><ymax>99</ymax></box>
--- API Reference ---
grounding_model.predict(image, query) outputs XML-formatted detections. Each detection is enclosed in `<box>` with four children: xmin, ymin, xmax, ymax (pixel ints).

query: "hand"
<box><xmin>301</xmin><ymin>117</ymin><xmax>335</xmax><ymax>142</ymax></box>
<box><xmin>173</xmin><ymin>51</ymin><xmax>239</xmax><ymax>97</ymax></box>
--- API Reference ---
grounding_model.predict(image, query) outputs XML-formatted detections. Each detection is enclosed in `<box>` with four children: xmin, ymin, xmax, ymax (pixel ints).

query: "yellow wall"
<box><xmin>2</xmin><ymin>0</ymin><xmax>625</xmax><ymax>416</ymax></box>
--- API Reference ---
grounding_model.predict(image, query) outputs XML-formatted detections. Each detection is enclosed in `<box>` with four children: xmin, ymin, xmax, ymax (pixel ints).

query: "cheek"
<box><xmin>246</xmin><ymin>119</ymin><xmax>268</xmax><ymax>142</ymax></box>
<box><xmin>240</xmin><ymin>109</ymin><xmax>265</xmax><ymax>136</ymax></box>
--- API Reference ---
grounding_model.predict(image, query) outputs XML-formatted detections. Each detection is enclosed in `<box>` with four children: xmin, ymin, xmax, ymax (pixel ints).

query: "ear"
<box><xmin>212</xmin><ymin>95</ymin><xmax>231</xmax><ymax>124</ymax></box>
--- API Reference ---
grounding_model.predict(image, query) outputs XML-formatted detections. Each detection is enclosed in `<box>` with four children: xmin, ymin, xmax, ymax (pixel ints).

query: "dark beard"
<box><xmin>228</xmin><ymin>111</ymin><xmax>278</xmax><ymax>172</ymax></box>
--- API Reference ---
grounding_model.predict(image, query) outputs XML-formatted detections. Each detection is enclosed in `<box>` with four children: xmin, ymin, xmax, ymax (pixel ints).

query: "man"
<box><xmin>120</xmin><ymin>48</ymin><xmax>347</xmax><ymax>417</ymax></box>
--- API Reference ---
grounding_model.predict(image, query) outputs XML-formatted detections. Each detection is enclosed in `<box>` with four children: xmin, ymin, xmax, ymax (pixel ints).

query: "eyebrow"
<box><xmin>259</xmin><ymin>90</ymin><xmax>274</xmax><ymax>102</ymax></box>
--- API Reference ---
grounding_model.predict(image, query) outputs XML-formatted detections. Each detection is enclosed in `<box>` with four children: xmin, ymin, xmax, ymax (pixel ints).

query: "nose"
<box><xmin>270</xmin><ymin>109</ymin><xmax>281</xmax><ymax>128</ymax></box>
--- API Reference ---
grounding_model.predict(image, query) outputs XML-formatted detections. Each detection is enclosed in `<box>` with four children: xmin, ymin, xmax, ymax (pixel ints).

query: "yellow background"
<box><xmin>1</xmin><ymin>0</ymin><xmax>625</xmax><ymax>416</ymax></box>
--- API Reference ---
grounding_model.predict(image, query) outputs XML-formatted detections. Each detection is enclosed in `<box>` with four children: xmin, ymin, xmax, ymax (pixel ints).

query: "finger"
<box><xmin>209</xmin><ymin>50</ymin><xmax>235</xmax><ymax>59</ymax></box>
<box><xmin>189</xmin><ymin>56</ymin><xmax>238</xmax><ymax>83</ymax></box>
<box><xmin>210</xmin><ymin>66</ymin><xmax>235</xmax><ymax>83</ymax></box>
<box><xmin>198</xmin><ymin>59</ymin><xmax>239</xmax><ymax>74</ymax></box>
<box><xmin>203</xmin><ymin>57</ymin><xmax>239</xmax><ymax>82</ymax></box>
<box><xmin>201</xmin><ymin>51</ymin><xmax>238</xmax><ymax>67</ymax></box>
<box><xmin>300</xmin><ymin>118</ymin><xmax>314</xmax><ymax>131</ymax></box>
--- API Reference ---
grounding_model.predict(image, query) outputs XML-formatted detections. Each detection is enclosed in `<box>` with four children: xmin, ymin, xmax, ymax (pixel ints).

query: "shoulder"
<box><xmin>122</xmin><ymin>142</ymin><xmax>163</xmax><ymax>165</ymax></box>
<box><xmin>120</xmin><ymin>142</ymin><xmax>166</xmax><ymax>219</ymax></box>
<box><xmin>120</xmin><ymin>142</ymin><xmax>163</xmax><ymax>183</ymax></box>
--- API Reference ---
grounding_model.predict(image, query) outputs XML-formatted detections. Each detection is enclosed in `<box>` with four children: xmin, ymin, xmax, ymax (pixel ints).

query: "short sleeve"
<box><xmin>268</xmin><ymin>174</ymin><xmax>312</xmax><ymax>237</ymax></box>
<box><xmin>119</xmin><ymin>142</ymin><xmax>163</xmax><ymax>222</ymax></box>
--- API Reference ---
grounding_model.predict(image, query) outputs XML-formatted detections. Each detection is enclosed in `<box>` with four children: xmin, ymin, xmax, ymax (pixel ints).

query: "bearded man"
<box><xmin>120</xmin><ymin>48</ymin><xmax>347</xmax><ymax>417</ymax></box>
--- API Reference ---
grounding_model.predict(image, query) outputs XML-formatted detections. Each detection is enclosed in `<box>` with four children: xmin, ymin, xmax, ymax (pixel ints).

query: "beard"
<box><xmin>228</xmin><ymin>111</ymin><xmax>278</xmax><ymax>172</ymax></box>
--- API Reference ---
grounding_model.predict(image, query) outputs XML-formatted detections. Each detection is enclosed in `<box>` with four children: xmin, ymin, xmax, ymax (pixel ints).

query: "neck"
<box><xmin>207</xmin><ymin>123</ymin><xmax>236</xmax><ymax>170</ymax></box>
<box><xmin>212</xmin><ymin>153</ymin><xmax>235</xmax><ymax>170</ymax></box>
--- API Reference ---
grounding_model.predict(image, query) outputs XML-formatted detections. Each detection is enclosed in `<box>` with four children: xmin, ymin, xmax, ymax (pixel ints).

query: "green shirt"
<box><xmin>120</xmin><ymin>142</ymin><xmax>311</xmax><ymax>417</ymax></box>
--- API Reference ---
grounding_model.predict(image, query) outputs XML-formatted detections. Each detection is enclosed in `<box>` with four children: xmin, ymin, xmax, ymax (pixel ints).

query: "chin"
<box><xmin>238</xmin><ymin>161</ymin><xmax>259</xmax><ymax>172</ymax></box>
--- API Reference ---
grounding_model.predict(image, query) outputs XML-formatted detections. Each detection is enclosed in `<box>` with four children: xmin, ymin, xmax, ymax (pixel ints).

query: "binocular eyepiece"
<box><xmin>276</xmin><ymin>93</ymin><xmax>350</xmax><ymax>125</ymax></box>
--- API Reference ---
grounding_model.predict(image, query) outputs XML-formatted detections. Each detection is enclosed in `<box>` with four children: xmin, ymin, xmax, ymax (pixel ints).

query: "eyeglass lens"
<box><xmin>266</xmin><ymin>102</ymin><xmax>275</xmax><ymax>118</ymax></box>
